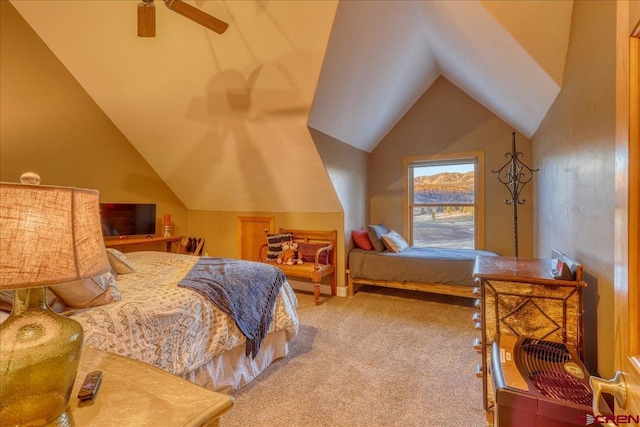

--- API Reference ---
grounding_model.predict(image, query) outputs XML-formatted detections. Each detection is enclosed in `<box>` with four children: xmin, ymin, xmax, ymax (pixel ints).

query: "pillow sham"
<box><xmin>266</xmin><ymin>233</ymin><xmax>293</xmax><ymax>261</ymax></box>
<box><xmin>49</xmin><ymin>270</ymin><xmax>121</xmax><ymax>308</ymax></box>
<box><xmin>0</xmin><ymin>289</ymin><xmax>66</xmax><ymax>313</ymax></box>
<box><xmin>297</xmin><ymin>242</ymin><xmax>330</xmax><ymax>264</ymax></box>
<box><xmin>352</xmin><ymin>229</ymin><xmax>374</xmax><ymax>250</ymax></box>
<box><xmin>381</xmin><ymin>230</ymin><xmax>410</xmax><ymax>253</ymax></box>
<box><xmin>367</xmin><ymin>224</ymin><xmax>389</xmax><ymax>252</ymax></box>
<box><xmin>106</xmin><ymin>248</ymin><xmax>136</xmax><ymax>274</ymax></box>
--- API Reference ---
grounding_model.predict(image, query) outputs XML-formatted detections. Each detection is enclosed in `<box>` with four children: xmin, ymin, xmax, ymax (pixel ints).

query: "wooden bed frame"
<box><xmin>347</xmin><ymin>270</ymin><xmax>477</xmax><ymax>299</ymax></box>
<box><xmin>347</xmin><ymin>248</ymin><xmax>581</xmax><ymax>300</ymax></box>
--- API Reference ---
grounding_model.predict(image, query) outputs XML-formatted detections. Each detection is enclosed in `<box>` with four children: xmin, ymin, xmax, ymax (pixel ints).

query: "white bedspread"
<box><xmin>67</xmin><ymin>251</ymin><xmax>298</xmax><ymax>377</ymax></box>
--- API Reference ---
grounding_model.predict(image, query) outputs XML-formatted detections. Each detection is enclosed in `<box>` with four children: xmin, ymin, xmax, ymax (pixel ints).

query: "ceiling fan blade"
<box><xmin>137</xmin><ymin>0</ymin><xmax>156</xmax><ymax>37</ymax></box>
<box><xmin>164</xmin><ymin>0</ymin><xmax>229</xmax><ymax>34</ymax></box>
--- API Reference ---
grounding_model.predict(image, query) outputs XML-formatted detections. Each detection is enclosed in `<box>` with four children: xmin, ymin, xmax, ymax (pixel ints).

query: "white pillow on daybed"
<box><xmin>381</xmin><ymin>230</ymin><xmax>410</xmax><ymax>253</ymax></box>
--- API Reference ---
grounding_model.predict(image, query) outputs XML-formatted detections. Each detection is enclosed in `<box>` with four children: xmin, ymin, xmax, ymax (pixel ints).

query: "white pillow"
<box><xmin>0</xmin><ymin>289</ymin><xmax>66</xmax><ymax>313</ymax></box>
<box><xmin>106</xmin><ymin>248</ymin><xmax>136</xmax><ymax>274</ymax></box>
<box><xmin>381</xmin><ymin>230</ymin><xmax>410</xmax><ymax>253</ymax></box>
<box><xmin>49</xmin><ymin>270</ymin><xmax>121</xmax><ymax>308</ymax></box>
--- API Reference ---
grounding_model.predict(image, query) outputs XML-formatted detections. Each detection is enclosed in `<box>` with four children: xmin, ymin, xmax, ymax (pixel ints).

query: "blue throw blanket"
<box><xmin>178</xmin><ymin>257</ymin><xmax>286</xmax><ymax>358</ymax></box>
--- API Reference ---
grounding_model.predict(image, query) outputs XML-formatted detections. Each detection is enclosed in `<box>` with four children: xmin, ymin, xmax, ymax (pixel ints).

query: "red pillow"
<box><xmin>352</xmin><ymin>229</ymin><xmax>374</xmax><ymax>250</ymax></box>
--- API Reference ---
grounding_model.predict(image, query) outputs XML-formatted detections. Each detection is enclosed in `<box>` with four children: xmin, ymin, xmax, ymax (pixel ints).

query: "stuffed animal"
<box><xmin>277</xmin><ymin>241</ymin><xmax>294</xmax><ymax>265</ymax></box>
<box><xmin>277</xmin><ymin>241</ymin><xmax>303</xmax><ymax>266</ymax></box>
<box><xmin>289</xmin><ymin>241</ymin><xmax>303</xmax><ymax>265</ymax></box>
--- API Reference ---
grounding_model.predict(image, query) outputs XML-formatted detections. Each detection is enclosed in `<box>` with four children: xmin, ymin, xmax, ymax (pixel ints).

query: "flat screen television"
<box><xmin>100</xmin><ymin>203</ymin><xmax>156</xmax><ymax>237</ymax></box>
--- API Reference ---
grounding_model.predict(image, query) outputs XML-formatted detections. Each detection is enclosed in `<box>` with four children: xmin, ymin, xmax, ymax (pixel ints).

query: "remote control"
<box><xmin>77</xmin><ymin>370</ymin><xmax>102</xmax><ymax>401</ymax></box>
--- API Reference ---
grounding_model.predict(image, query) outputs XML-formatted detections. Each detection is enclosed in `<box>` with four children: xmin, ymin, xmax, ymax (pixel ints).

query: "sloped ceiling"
<box><xmin>8</xmin><ymin>0</ymin><xmax>573</xmax><ymax>210</ymax></box>
<box><xmin>309</xmin><ymin>0</ymin><xmax>573</xmax><ymax>152</ymax></box>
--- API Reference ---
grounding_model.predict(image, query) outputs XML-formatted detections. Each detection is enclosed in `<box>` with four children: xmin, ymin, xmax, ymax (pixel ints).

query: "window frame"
<box><xmin>402</xmin><ymin>151</ymin><xmax>486</xmax><ymax>250</ymax></box>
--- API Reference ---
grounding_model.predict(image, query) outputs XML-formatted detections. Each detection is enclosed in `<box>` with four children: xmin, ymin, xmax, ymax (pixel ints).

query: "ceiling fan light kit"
<box><xmin>137</xmin><ymin>0</ymin><xmax>228</xmax><ymax>37</ymax></box>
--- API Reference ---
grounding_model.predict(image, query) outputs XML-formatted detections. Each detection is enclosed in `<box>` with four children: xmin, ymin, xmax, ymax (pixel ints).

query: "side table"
<box><xmin>472</xmin><ymin>255</ymin><xmax>586</xmax><ymax>411</ymax></box>
<box><xmin>67</xmin><ymin>346</ymin><xmax>234</xmax><ymax>426</ymax></box>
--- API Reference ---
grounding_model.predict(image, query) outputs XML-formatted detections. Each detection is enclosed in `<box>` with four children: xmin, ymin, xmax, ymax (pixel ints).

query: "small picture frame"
<box><xmin>551</xmin><ymin>259</ymin><xmax>574</xmax><ymax>280</ymax></box>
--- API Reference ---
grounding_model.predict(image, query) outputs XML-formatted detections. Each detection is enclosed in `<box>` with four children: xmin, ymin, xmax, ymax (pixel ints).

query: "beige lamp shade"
<box><xmin>0</xmin><ymin>182</ymin><xmax>110</xmax><ymax>289</ymax></box>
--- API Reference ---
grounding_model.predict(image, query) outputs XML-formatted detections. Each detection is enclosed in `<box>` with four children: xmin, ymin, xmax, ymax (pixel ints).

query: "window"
<box><xmin>403</xmin><ymin>152</ymin><xmax>485</xmax><ymax>249</ymax></box>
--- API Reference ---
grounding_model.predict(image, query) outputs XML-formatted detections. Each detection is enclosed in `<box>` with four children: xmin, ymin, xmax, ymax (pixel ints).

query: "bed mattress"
<box><xmin>348</xmin><ymin>247</ymin><xmax>499</xmax><ymax>288</ymax></box>
<box><xmin>66</xmin><ymin>251</ymin><xmax>298</xmax><ymax>379</ymax></box>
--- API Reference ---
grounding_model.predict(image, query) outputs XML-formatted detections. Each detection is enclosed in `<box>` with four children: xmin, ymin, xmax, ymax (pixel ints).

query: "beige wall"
<box><xmin>0</xmin><ymin>2</ymin><xmax>188</xmax><ymax>243</ymax></box>
<box><xmin>310</xmin><ymin>127</ymin><xmax>369</xmax><ymax>261</ymax></box>
<box><xmin>532</xmin><ymin>0</ymin><xmax>616</xmax><ymax>377</ymax></box>
<box><xmin>369</xmin><ymin>76</ymin><xmax>534</xmax><ymax>257</ymax></box>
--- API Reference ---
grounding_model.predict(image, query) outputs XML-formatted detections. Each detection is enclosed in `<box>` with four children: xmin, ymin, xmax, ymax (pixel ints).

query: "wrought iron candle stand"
<box><xmin>492</xmin><ymin>132</ymin><xmax>538</xmax><ymax>257</ymax></box>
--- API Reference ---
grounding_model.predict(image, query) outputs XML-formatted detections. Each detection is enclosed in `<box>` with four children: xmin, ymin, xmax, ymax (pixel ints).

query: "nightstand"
<box><xmin>67</xmin><ymin>346</ymin><xmax>234</xmax><ymax>426</ymax></box>
<box><xmin>472</xmin><ymin>255</ymin><xmax>586</xmax><ymax>412</ymax></box>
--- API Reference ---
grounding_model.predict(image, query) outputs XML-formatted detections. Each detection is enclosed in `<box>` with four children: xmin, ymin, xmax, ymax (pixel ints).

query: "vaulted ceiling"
<box><xmin>310</xmin><ymin>0</ymin><xmax>573</xmax><ymax>152</ymax></box>
<box><xmin>9</xmin><ymin>0</ymin><xmax>573</xmax><ymax>211</ymax></box>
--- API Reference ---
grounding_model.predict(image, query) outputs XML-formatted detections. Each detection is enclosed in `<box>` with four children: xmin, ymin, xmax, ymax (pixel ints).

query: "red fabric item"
<box><xmin>298</xmin><ymin>243</ymin><xmax>330</xmax><ymax>264</ymax></box>
<box><xmin>352</xmin><ymin>229</ymin><xmax>374</xmax><ymax>250</ymax></box>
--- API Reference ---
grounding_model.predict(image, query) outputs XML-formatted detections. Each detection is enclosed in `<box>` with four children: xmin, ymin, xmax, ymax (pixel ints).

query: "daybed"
<box><xmin>2</xmin><ymin>251</ymin><xmax>299</xmax><ymax>394</ymax></box>
<box><xmin>348</xmin><ymin>225</ymin><xmax>499</xmax><ymax>299</ymax></box>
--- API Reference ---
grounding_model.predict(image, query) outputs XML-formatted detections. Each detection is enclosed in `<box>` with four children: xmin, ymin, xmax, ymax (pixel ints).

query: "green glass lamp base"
<box><xmin>0</xmin><ymin>288</ymin><xmax>83</xmax><ymax>427</ymax></box>
<box><xmin>43</xmin><ymin>410</ymin><xmax>73</xmax><ymax>427</ymax></box>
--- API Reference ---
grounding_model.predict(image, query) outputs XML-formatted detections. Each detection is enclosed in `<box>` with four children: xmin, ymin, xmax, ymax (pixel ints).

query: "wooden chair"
<box><xmin>259</xmin><ymin>229</ymin><xmax>337</xmax><ymax>304</ymax></box>
<box><xmin>180</xmin><ymin>237</ymin><xmax>205</xmax><ymax>256</ymax></box>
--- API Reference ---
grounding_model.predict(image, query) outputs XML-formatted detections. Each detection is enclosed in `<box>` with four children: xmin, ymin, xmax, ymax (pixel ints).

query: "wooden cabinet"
<box><xmin>472</xmin><ymin>255</ymin><xmax>586</xmax><ymax>411</ymax></box>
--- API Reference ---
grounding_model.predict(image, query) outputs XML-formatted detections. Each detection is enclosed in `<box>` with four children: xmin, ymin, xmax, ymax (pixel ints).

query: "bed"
<box><xmin>60</xmin><ymin>251</ymin><xmax>298</xmax><ymax>394</ymax></box>
<box><xmin>348</xmin><ymin>247</ymin><xmax>499</xmax><ymax>298</ymax></box>
<box><xmin>348</xmin><ymin>226</ymin><xmax>499</xmax><ymax>298</ymax></box>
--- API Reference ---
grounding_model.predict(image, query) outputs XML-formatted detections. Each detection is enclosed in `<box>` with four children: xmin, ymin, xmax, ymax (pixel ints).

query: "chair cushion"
<box><xmin>297</xmin><ymin>242</ymin><xmax>330</xmax><ymax>264</ymax></box>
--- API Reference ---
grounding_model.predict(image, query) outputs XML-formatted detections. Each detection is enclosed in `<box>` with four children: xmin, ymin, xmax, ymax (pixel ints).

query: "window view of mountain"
<box><xmin>412</xmin><ymin>170</ymin><xmax>475</xmax><ymax>249</ymax></box>
<box><xmin>413</xmin><ymin>171</ymin><xmax>475</xmax><ymax>204</ymax></box>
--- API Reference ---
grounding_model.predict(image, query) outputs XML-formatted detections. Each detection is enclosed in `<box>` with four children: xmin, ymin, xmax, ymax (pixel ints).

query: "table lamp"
<box><xmin>0</xmin><ymin>173</ymin><xmax>110</xmax><ymax>426</ymax></box>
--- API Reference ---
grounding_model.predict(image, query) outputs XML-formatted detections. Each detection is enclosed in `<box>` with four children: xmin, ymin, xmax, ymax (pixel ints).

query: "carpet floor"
<box><xmin>221</xmin><ymin>286</ymin><xmax>493</xmax><ymax>427</ymax></box>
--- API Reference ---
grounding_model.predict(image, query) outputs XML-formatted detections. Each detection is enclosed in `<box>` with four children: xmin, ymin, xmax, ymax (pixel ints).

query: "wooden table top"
<box><xmin>68</xmin><ymin>346</ymin><xmax>234</xmax><ymax>426</ymax></box>
<box><xmin>473</xmin><ymin>255</ymin><xmax>585</xmax><ymax>287</ymax></box>
<box><xmin>104</xmin><ymin>235</ymin><xmax>183</xmax><ymax>247</ymax></box>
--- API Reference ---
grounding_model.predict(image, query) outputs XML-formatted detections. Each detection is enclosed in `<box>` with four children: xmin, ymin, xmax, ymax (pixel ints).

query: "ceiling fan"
<box><xmin>137</xmin><ymin>0</ymin><xmax>229</xmax><ymax>37</ymax></box>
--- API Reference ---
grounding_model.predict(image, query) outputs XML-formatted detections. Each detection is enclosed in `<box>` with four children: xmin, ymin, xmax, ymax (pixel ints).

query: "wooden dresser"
<box><xmin>472</xmin><ymin>255</ymin><xmax>586</xmax><ymax>411</ymax></box>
